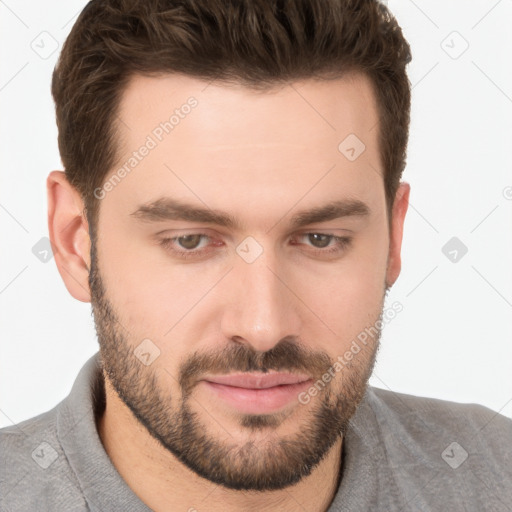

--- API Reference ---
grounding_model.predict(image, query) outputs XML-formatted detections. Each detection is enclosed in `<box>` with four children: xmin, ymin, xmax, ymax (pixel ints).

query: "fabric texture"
<box><xmin>1</xmin><ymin>352</ymin><xmax>511</xmax><ymax>511</ymax></box>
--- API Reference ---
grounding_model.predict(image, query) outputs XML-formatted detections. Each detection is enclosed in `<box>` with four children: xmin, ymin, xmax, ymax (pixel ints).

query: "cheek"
<box><xmin>96</xmin><ymin>233</ymin><xmax>183</xmax><ymax>340</ymax></box>
<box><xmin>96</xmin><ymin>246</ymin><xmax>202</xmax><ymax>375</ymax></box>
<box><xmin>296</xmin><ymin>234</ymin><xmax>388</xmax><ymax>342</ymax></box>
<box><xmin>97</xmin><ymin>202</ymin><xmax>221</xmax><ymax>325</ymax></box>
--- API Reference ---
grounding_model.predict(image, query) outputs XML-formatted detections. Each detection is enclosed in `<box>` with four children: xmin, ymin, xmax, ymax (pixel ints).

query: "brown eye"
<box><xmin>177</xmin><ymin>234</ymin><xmax>204</xmax><ymax>250</ymax></box>
<box><xmin>290</xmin><ymin>233</ymin><xmax>352</xmax><ymax>258</ymax></box>
<box><xmin>158</xmin><ymin>233</ymin><xmax>218</xmax><ymax>260</ymax></box>
<box><xmin>307</xmin><ymin>233</ymin><xmax>333</xmax><ymax>248</ymax></box>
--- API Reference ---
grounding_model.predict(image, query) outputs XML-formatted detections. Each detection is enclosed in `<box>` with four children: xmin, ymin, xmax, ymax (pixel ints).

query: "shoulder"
<box><xmin>368</xmin><ymin>385</ymin><xmax>512</xmax><ymax>439</ymax></box>
<box><xmin>340</xmin><ymin>387</ymin><xmax>512</xmax><ymax>509</ymax></box>
<box><xmin>0</xmin><ymin>406</ymin><xmax>86</xmax><ymax>511</ymax></box>
<box><xmin>365</xmin><ymin>386</ymin><xmax>512</xmax><ymax>479</ymax></box>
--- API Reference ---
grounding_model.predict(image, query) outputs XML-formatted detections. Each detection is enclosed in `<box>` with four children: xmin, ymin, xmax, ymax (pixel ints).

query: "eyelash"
<box><xmin>157</xmin><ymin>233</ymin><xmax>352</xmax><ymax>260</ymax></box>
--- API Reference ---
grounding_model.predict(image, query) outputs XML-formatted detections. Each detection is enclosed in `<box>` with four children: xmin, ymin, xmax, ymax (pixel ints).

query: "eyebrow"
<box><xmin>130</xmin><ymin>197</ymin><xmax>371</xmax><ymax>230</ymax></box>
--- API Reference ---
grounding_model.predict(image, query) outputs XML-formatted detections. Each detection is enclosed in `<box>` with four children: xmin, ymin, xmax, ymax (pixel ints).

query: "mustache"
<box><xmin>178</xmin><ymin>336</ymin><xmax>333</xmax><ymax>396</ymax></box>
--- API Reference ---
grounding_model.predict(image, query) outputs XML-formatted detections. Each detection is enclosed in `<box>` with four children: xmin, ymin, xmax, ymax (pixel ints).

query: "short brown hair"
<box><xmin>51</xmin><ymin>0</ymin><xmax>412</xmax><ymax>236</ymax></box>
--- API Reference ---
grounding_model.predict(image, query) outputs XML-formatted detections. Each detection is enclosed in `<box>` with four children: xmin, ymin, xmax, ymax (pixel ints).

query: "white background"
<box><xmin>0</xmin><ymin>0</ymin><xmax>511</xmax><ymax>428</ymax></box>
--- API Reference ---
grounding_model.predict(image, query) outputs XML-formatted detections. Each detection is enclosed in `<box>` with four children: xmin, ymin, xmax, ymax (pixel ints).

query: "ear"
<box><xmin>385</xmin><ymin>181</ymin><xmax>410</xmax><ymax>288</ymax></box>
<box><xmin>47</xmin><ymin>170</ymin><xmax>92</xmax><ymax>302</ymax></box>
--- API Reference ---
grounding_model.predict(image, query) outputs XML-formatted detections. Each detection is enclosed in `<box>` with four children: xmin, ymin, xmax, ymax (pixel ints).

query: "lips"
<box><xmin>200</xmin><ymin>373</ymin><xmax>314</xmax><ymax>414</ymax></box>
<box><xmin>202</xmin><ymin>372</ymin><xmax>311</xmax><ymax>389</ymax></box>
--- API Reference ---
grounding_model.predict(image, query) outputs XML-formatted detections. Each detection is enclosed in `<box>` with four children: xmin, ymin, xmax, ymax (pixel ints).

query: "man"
<box><xmin>1</xmin><ymin>0</ymin><xmax>510</xmax><ymax>510</ymax></box>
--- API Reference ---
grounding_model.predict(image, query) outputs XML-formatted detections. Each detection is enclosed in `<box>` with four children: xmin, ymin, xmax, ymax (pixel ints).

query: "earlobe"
<box><xmin>47</xmin><ymin>170</ymin><xmax>92</xmax><ymax>302</ymax></box>
<box><xmin>385</xmin><ymin>182</ymin><xmax>410</xmax><ymax>288</ymax></box>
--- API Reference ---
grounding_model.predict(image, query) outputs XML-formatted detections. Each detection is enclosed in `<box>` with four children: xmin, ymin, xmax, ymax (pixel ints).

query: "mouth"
<box><xmin>200</xmin><ymin>372</ymin><xmax>313</xmax><ymax>414</ymax></box>
<box><xmin>203</xmin><ymin>372</ymin><xmax>312</xmax><ymax>389</ymax></box>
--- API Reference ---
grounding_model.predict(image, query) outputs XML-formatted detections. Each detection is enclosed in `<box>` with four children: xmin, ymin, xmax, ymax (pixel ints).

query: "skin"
<box><xmin>47</xmin><ymin>72</ymin><xmax>409</xmax><ymax>512</ymax></box>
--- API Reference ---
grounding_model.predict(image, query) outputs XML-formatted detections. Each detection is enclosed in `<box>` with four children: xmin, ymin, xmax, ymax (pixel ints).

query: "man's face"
<box><xmin>90</xmin><ymin>73</ymin><xmax>395</xmax><ymax>490</ymax></box>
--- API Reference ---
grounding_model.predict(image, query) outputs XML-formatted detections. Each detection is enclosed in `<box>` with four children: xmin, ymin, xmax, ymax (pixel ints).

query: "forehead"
<box><xmin>105</xmin><ymin>72</ymin><xmax>384</xmax><ymax>227</ymax></box>
<box><xmin>117</xmin><ymin>72</ymin><xmax>380</xmax><ymax>150</ymax></box>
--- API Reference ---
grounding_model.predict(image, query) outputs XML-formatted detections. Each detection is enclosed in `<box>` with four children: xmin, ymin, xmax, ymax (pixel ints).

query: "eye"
<box><xmin>304</xmin><ymin>233</ymin><xmax>334</xmax><ymax>248</ymax></box>
<box><xmin>158</xmin><ymin>232</ymin><xmax>352</xmax><ymax>260</ymax></box>
<box><xmin>291</xmin><ymin>233</ymin><xmax>352</xmax><ymax>256</ymax></box>
<box><xmin>175</xmin><ymin>234</ymin><xmax>207</xmax><ymax>250</ymax></box>
<box><xmin>158</xmin><ymin>233</ymin><xmax>219</xmax><ymax>259</ymax></box>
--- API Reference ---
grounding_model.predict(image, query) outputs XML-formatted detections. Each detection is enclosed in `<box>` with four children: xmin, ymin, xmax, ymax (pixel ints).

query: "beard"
<box><xmin>89</xmin><ymin>239</ymin><xmax>384</xmax><ymax>491</ymax></box>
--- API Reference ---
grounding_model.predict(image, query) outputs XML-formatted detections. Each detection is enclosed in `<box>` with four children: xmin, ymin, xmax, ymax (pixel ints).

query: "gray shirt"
<box><xmin>1</xmin><ymin>352</ymin><xmax>511</xmax><ymax>511</ymax></box>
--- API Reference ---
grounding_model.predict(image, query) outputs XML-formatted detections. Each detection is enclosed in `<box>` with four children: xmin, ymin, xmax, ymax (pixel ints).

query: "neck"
<box><xmin>96</xmin><ymin>381</ymin><xmax>343</xmax><ymax>512</ymax></box>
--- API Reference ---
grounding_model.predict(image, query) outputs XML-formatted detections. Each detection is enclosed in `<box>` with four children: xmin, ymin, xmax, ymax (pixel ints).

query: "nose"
<box><xmin>220</xmin><ymin>246</ymin><xmax>302</xmax><ymax>353</ymax></box>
